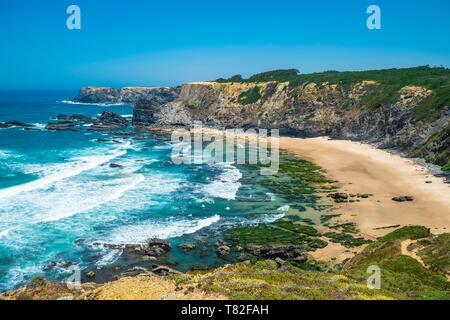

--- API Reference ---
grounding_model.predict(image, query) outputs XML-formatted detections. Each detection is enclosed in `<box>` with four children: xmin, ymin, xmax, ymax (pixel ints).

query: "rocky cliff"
<box><xmin>132</xmin><ymin>68</ymin><xmax>449</xmax><ymax>173</ymax></box>
<box><xmin>74</xmin><ymin>86</ymin><xmax>179</xmax><ymax>104</ymax></box>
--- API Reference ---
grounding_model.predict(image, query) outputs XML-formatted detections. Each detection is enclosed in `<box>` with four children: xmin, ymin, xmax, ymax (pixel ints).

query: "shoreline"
<box><xmin>279</xmin><ymin>136</ymin><xmax>450</xmax><ymax>239</ymax></box>
<box><xmin>192</xmin><ymin>128</ymin><xmax>450</xmax><ymax>262</ymax></box>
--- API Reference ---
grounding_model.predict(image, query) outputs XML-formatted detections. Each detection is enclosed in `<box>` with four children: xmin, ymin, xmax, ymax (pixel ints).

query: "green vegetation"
<box><xmin>442</xmin><ymin>162</ymin><xmax>450</xmax><ymax>172</ymax></box>
<box><xmin>238</xmin><ymin>87</ymin><xmax>262</xmax><ymax>105</ymax></box>
<box><xmin>379</xmin><ymin>225</ymin><xmax>431</xmax><ymax>242</ymax></box>
<box><xmin>273</xmin><ymin>220</ymin><xmax>320</xmax><ymax>236</ymax></box>
<box><xmin>344</xmin><ymin>226</ymin><xmax>449</xmax><ymax>300</ymax></box>
<box><xmin>187</xmin><ymin>260</ymin><xmax>396</xmax><ymax>300</ymax></box>
<box><xmin>324</xmin><ymin>232</ymin><xmax>372</xmax><ymax>248</ymax></box>
<box><xmin>320</xmin><ymin>214</ymin><xmax>341</xmax><ymax>225</ymax></box>
<box><xmin>258</xmin><ymin>152</ymin><xmax>337</xmax><ymax>211</ymax></box>
<box><xmin>224</xmin><ymin>222</ymin><xmax>328</xmax><ymax>251</ymax></box>
<box><xmin>330</xmin><ymin>222</ymin><xmax>359</xmax><ymax>234</ymax></box>
<box><xmin>412</xmin><ymin>124</ymin><xmax>449</xmax><ymax>169</ymax></box>
<box><xmin>216</xmin><ymin>66</ymin><xmax>450</xmax><ymax>122</ymax></box>
<box><xmin>417</xmin><ymin>234</ymin><xmax>450</xmax><ymax>276</ymax></box>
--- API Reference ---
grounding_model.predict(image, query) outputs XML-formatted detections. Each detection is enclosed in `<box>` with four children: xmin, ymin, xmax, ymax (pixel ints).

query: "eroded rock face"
<box><xmin>74</xmin><ymin>86</ymin><xmax>179</xmax><ymax>104</ymax></box>
<box><xmin>131</xmin><ymin>81</ymin><xmax>448</xmax><ymax>173</ymax></box>
<box><xmin>89</xmin><ymin>111</ymin><xmax>128</xmax><ymax>131</ymax></box>
<box><xmin>245</xmin><ymin>244</ymin><xmax>307</xmax><ymax>262</ymax></box>
<box><xmin>45</xmin><ymin>121</ymin><xmax>77</xmax><ymax>131</ymax></box>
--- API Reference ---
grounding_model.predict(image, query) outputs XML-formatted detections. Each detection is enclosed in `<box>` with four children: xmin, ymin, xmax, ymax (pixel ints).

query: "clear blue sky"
<box><xmin>0</xmin><ymin>0</ymin><xmax>449</xmax><ymax>89</ymax></box>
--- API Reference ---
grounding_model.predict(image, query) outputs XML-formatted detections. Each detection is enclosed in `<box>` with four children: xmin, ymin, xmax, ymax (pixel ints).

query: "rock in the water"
<box><xmin>217</xmin><ymin>245</ymin><xmax>231</xmax><ymax>256</ymax></box>
<box><xmin>56</xmin><ymin>114</ymin><xmax>95</xmax><ymax>122</ymax></box>
<box><xmin>45</xmin><ymin>121</ymin><xmax>77</xmax><ymax>131</ymax></box>
<box><xmin>85</xmin><ymin>270</ymin><xmax>95</xmax><ymax>278</ymax></box>
<box><xmin>392</xmin><ymin>196</ymin><xmax>415</xmax><ymax>202</ymax></box>
<box><xmin>245</xmin><ymin>244</ymin><xmax>307</xmax><ymax>263</ymax></box>
<box><xmin>89</xmin><ymin>111</ymin><xmax>128</xmax><ymax>131</ymax></box>
<box><xmin>178</xmin><ymin>244</ymin><xmax>196</xmax><ymax>252</ymax></box>
<box><xmin>0</xmin><ymin>120</ymin><xmax>34</xmax><ymax>128</ymax></box>
<box><xmin>147</xmin><ymin>238</ymin><xmax>171</xmax><ymax>257</ymax></box>
<box><xmin>109</xmin><ymin>163</ymin><xmax>124</xmax><ymax>169</ymax></box>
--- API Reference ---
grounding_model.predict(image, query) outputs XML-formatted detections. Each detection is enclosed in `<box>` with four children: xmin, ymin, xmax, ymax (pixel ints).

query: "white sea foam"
<box><xmin>0</xmin><ymin>143</ymin><xmax>130</xmax><ymax>200</ymax></box>
<box><xmin>59</xmin><ymin>100</ymin><xmax>128</xmax><ymax>107</ymax></box>
<box><xmin>105</xmin><ymin>215</ymin><xmax>221</xmax><ymax>244</ymax></box>
<box><xmin>0</xmin><ymin>149</ymin><xmax>13</xmax><ymax>159</ymax></box>
<box><xmin>36</xmin><ymin>174</ymin><xmax>145</xmax><ymax>223</ymax></box>
<box><xmin>204</xmin><ymin>162</ymin><xmax>242</xmax><ymax>200</ymax></box>
<box><xmin>277</xmin><ymin>205</ymin><xmax>290</xmax><ymax>213</ymax></box>
<box><xmin>0</xmin><ymin>228</ymin><xmax>13</xmax><ymax>238</ymax></box>
<box><xmin>32</xmin><ymin>123</ymin><xmax>46</xmax><ymax>130</ymax></box>
<box><xmin>96</xmin><ymin>248</ymin><xmax>123</xmax><ymax>267</ymax></box>
<box><xmin>255</xmin><ymin>213</ymin><xmax>285</xmax><ymax>223</ymax></box>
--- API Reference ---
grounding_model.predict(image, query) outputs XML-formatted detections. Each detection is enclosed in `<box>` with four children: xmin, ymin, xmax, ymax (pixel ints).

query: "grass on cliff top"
<box><xmin>186</xmin><ymin>260</ymin><xmax>395</xmax><ymax>300</ymax></box>
<box><xmin>344</xmin><ymin>226</ymin><xmax>450</xmax><ymax>300</ymax></box>
<box><xmin>216</xmin><ymin>66</ymin><xmax>450</xmax><ymax>122</ymax></box>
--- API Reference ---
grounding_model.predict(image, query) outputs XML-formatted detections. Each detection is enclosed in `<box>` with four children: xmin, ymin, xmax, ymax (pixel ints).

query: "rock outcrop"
<box><xmin>45</xmin><ymin>121</ymin><xmax>77</xmax><ymax>131</ymax></box>
<box><xmin>56</xmin><ymin>114</ymin><xmax>95</xmax><ymax>122</ymax></box>
<box><xmin>131</xmin><ymin>79</ymin><xmax>449</xmax><ymax>173</ymax></box>
<box><xmin>74</xmin><ymin>86</ymin><xmax>179</xmax><ymax>104</ymax></box>
<box><xmin>0</xmin><ymin>121</ymin><xmax>34</xmax><ymax>129</ymax></box>
<box><xmin>88</xmin><ymin>111</ymin><xmax>128</xmax><ymax>131</ymax></box>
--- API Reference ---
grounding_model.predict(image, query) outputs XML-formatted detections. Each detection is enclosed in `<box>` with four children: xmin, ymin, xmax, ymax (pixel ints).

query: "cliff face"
<box><xmin>134</xmin><ymin>81</ymin><xmax>449</xmax><ymax>170</ymax></box>
<box><xmin>74</xmin><ymin>86</ymin><xmax>179</xmax><ymax>104</ymax></box>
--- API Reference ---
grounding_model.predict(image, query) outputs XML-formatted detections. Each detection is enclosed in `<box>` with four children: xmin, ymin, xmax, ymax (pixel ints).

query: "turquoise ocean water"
<box><xmin>0</xmin><ymin>90</ymin><xmax>295</xmax><ymax>291</ymax></box>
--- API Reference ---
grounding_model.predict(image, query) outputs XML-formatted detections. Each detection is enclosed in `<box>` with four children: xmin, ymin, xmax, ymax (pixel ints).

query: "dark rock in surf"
<box><xmin>109</xmin><ymin>163</ymin><xmax>125</xmax><ymax>169</ymax></box>
<box><xmin>88</xmin><ymin>111</ymin><xmax>128</xmax><ymax>131</ymax></box>
<box><xmin>217</xmin><ymin>245</ymin><xmax>231</xmax><ymax>256</ymax></box>
<box><xmin>178</xmin><ymin>244</ymin><xmax>196</xmax><ymax>252</ymax></box>
<box><xmin>45</xmin><ymin>121</ymin><xmax>77</xmax><ymax>131</ymax></box>
<box><xmin>147</xmin><ymin>238</ymin><xmax>171</xmax><ymax>257</ymax></box>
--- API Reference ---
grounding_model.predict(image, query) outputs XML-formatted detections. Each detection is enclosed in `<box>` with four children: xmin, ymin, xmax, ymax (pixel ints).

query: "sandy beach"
<box><xmin>280</xmin><ymin>137</ymin><xmax>450</xmax><ymax>238</ymax></box>
<box><xmin>191</xmin><ymin>128</ymin><xmax>450</xmax><ymax>262</ymax></box>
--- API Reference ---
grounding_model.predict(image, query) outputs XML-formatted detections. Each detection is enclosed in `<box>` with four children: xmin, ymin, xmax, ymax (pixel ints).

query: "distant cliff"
<box><xmin>132</xmin><ymin>67</ymin><xmax>450</xmax><ymax>173</ymax></box>
<box><xmin>74</xmin><ymin>86</ymin><xmax>179</xmax><ymax>104</ymax></box>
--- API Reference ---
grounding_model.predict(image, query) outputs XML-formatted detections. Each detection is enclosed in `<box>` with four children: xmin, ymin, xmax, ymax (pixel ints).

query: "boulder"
<box><xmin>147</xmin><ymin>238</ymin><xmax>171</xmax><ymax>257</ymax></box>
<box><xmin>177</xmin><ymin>244</ymin><xmax>196</xmax><ymax>252</ymax></box>
<box><xmin>109</xmin><ymin>163</ymin><xmax>124</xmax><ymax>169</ymax></box>
<box><xmin>217</xmin><ymin>245</ymin><xmax>231</xmax><ymax>256</ymax></box>
<box><xmin>85</xmin><ymin>270</ymin><xmax>95</xmax><ymax>278</ymax></box>
<box><xmin>328</xmin><ymin>193</ymin><xmax>349</xmax><ymax>202</ymax></box>
<box><xmin>392</xmin><ymin>195</ymin><xmax>415</xmax><ymax>202</ymax></box>
<box><xmin>245</xmin><ymin>244</ymin><xmax>307</xmax><ymax>263</ymax></box>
